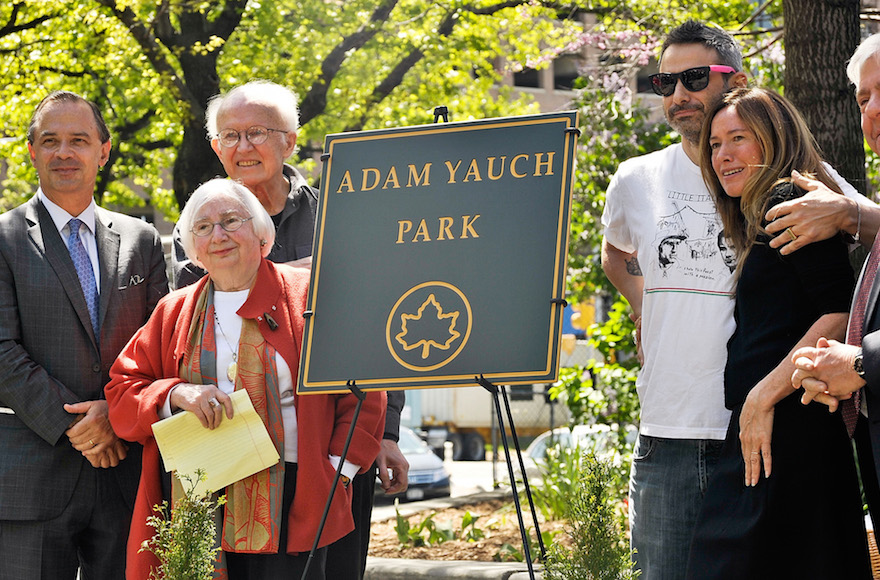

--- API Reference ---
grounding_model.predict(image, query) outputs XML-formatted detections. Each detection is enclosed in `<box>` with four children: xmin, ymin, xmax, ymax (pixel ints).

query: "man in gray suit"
<box><xmin>0</xmin><ymin>91</ymin><xmax>168</xmax><ymax>579</ymax></box>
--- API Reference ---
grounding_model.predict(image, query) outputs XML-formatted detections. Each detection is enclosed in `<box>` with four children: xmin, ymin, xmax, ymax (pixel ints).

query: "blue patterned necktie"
<box><xmin>67</xmin><ymin>218</ymin><xmax>99</xmax><ymax>335</ymax></box>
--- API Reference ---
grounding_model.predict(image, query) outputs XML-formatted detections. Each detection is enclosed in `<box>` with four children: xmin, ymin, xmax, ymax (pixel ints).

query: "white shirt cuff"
<box><xmin>329</xmin><ymin>455</ymin><xmax>360</xmax><ymax>479</ymax></box>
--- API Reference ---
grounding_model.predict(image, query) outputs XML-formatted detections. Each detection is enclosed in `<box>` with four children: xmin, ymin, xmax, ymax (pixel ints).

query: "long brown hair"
<box><xmin>699</xmin><ymin>87</ymin><xmax>842</xmax><ymax>279</ymax></box>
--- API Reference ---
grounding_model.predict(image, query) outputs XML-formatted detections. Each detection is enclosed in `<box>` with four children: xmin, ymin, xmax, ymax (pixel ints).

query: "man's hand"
<box><xmin>791</xmin><ymin>337</ymin><xmax>864</xmax><ymax>409</ymax></box>
<box><xmin>377</xmin><ymin>439</ymin><xmax>409</xmax><ymax>495</ymax></box>
<box><xmin>64</xmin><ymin>400</ymin><xmax>127</xmax><ymax>468</ymax></box>
<box><xmin>629</xmin><ymin>312</ymin><xmax>644</xmax><ymax>365</ymax></box>
<box><xmin>764</xmin><ymin>171</ymin><xmax>858</xmax><ymax>256</ymax></box>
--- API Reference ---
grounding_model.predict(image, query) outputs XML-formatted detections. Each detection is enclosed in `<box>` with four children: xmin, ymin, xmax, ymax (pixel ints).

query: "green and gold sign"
<box><xmin>298</xmin><ymin>111</ymin><xmax>579</xmax><ymax>394</ymax></box>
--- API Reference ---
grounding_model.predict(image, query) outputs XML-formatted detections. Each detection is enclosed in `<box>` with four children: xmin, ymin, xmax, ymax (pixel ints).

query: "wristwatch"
<box><xmin>854</xmin><ymin>348</ymin><xmax>866</xmax><ymax>377</ymax></box>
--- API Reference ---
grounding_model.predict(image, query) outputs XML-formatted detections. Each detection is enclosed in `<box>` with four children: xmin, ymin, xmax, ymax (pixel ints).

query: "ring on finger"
<box><xmin>785</xmin><ymin>227</ymin><xmax>797</xmax><ymax>241</ymax></box>
<box><xmin>89</xmin><ymin>439</ymin><xmax>96</xmax><ymax>448</ymax></box>
<box><xmin>209</xmin><ymin>397</ymin><xmax>220</xmax><ymax>409</ymax></box>
<box><xmin>750</xmin><ymin>451</ymin><xmax>760</xmax><ymax>455</ymax></box>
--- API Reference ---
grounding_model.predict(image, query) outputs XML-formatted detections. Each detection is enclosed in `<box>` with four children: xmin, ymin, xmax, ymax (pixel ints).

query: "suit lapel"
<box><xmin>95</xmin><ymin>208</ymin><xmax>120</xmax><ymax>340</ymax></box>
<box><xmin>27</xmin><ymin>197</ymin><xmax>98</xmax><ymax>348</ymax></box>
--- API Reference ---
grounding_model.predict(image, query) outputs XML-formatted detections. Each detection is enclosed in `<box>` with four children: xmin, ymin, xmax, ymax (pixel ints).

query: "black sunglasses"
<box><xmin>649</xmin><ymin>65</ymin><xmax>737</xmax><ymax>97</ymax></box>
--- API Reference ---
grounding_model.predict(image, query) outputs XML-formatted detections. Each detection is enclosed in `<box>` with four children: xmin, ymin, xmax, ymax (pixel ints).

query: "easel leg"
<box><xmin>302</xmin><ymin>380</ymin><xmax>365</xmax><ymax>580</ymax></box>
<box><xmin>478</xmin><ymin>376</ymin><xmax>537</xmax><ymax>580</ymax></box>
<box><xmin>499</xmin><ymin>386</ymin><xmax>547</xmax><ymax>560</ymax></box>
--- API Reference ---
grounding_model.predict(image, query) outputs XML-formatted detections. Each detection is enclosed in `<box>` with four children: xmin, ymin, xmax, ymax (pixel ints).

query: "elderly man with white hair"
<box><xmin>173</xmin><ymin>80</ymin><xmax>318</xmax><ymax>287</ymax></box>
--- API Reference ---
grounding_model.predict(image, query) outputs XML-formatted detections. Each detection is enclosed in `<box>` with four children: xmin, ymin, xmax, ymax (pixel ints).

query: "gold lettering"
<box><xmin>534</xmin><ymin>152</ymin><xmax>554</xmax><ymax>176</ymax></box>
<box><xmin>437</xmin><ymin>217</ymin><xmax>454</xmax><ymax>240</ymax></box>
<box><xmin>336</xmin><ymin>171</ymin><xmax>354</xmax><ymax>193</ymax></box>
<box><xmin>445</xmin><ymin>160</ymin><xmax>462</xmax><ymax>184</ymax></box>
<box><xmin>396</xmin><ymin>220</ymin><xmax>412</xmax><ymax>244</ymax></box>
<box><xmin>413</xmin><ymin>219</ymin><xmax>432</xmax><ymax>242</ymax></box>
<box><xmin>382</xmin><ymin>166</ymin><xmax>400</xmax><ymax>189</ymax></box>
<box><xmin>361</xmin><ymin>168</ymin><xmax>381</xmax><ymax>191</ymax></box>
<box><xmin>463</xmin><ymin>159</ymin><xmax>483</xmax><ymax>182</ymax></box>
<box><xmin>461</xmin><ymin>215</ymin><xmax>480</xmax><ymax>239</ymax></box>
<box><xmin>408</xmin><ymin>163</ymin><xmax>431</xmax><ymax>187</ymax></box>
<box><xmin>511</xmin><ymin>154</ymin><xmax>529</xmax><ymax>178</ymax></box>
<box><xmin>487</xmin><ymin>156</ymin><xmax>506</xmax><ymax>180</ymax></box>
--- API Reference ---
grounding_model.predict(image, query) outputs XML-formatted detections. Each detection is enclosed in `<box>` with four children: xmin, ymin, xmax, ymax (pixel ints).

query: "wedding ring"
<box><xmin>209</xmin><ymin>397</ymin><xmax>220</xmax><ymax>408</ymax></box>
<box><xmin>750</xmin><ymin>451</ymin><xmax>760</xmax><ymax>455</ymax></box>
<box><xmin>89</xmin><ymin>439</ymin><xmax>96</xmax><ymax>447</ymax></box>
<box><xmin>785</xmin><ymin>227</ymin><xmax>797</xmax><ymax>241</ymax></box>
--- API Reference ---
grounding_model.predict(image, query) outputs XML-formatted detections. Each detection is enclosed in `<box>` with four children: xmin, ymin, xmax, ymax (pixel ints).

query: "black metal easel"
<box><xmin>301</xmin><ymin>379</ymin><xmax>366</xmax><ymax>580</ymax></box>
<box><xmin>476</xmin><ymin>375</ymin><xmax>546</xmax><ymax>579</ymax></box>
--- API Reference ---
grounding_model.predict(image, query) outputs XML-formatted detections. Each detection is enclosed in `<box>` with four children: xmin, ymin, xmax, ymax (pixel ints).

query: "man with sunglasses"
<box><xmin>602</xmin><ymin>20</ymin><xmax>875</xmax><ymax>580</ymax></box>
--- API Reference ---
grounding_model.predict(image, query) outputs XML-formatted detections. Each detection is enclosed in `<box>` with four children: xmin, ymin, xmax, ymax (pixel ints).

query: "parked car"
<box><xmin>376</xmin><ymin>426</ymin><xmax>451</xmax><ymax>502</ymax></box>
<box><xmin>515</xmin><ymin>423</ymin><xmax>637</xmax><ymax>483</ymax></box>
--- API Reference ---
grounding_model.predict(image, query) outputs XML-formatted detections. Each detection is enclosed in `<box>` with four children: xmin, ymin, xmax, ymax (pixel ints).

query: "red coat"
<box><xmin>106</xmin><ymin>260</ymin><xmax>385</xmax><ymax>579</ymax></box>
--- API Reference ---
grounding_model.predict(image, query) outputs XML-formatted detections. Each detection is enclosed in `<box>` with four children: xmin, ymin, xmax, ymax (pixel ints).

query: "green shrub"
<box><xmin>140</xmin><ymin>470</ymin><xmax>226</xmax><ymax>580</ymax></box>
<box><xmin>542</xmin><ymin>454</ymin><xmax>638</xmax><ymax>580</ymax></box>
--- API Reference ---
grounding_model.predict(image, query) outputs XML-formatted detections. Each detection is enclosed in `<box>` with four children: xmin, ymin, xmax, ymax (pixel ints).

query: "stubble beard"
<box><xmin>665</xmin><ymin>105</ymin><xmax>704</xmax><ymax>145</ymax></box>
<box><xmin>665</xmin><ymin>86</ymin><xmax>728</xmax><ymax>147</ymax></box>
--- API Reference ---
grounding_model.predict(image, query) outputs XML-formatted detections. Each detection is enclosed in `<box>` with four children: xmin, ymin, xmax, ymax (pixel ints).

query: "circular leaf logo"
<box><xmin>386</xmin><ymin>281</ymin><xmax>472</xmax><ymax>371</ymax></box>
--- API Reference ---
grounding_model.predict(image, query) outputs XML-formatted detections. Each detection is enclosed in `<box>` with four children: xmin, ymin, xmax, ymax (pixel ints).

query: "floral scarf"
<box><xmin>177</xmin><ymin>281</ymin><xmax>286</xmax><ymax>560</ymax></box>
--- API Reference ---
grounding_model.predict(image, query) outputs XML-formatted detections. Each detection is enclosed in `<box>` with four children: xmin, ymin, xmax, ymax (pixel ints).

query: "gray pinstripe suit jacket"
<box><xmin>0</xmin><ymin>195</ymin><xmax>168</xmax><ymax>521</ymax></box>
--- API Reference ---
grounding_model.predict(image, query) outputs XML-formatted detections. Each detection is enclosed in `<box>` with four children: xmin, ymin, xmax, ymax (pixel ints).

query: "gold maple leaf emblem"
<box><xmin>395</xmin><ymin>294</ymin><xmax>461</xmax><ymax>359</ymax></box>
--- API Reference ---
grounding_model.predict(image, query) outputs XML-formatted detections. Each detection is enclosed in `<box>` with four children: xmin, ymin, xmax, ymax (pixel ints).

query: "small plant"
<box><xmin>494</xmin><ymin>542</ymin><xmax>523</xmax><ymax>562</ymax></box>
<box><xmin>522</xmin><ymin>424</ymin><xmax>634</xmax><ymax>522</ymax></box>
<box><xmin>393</xmin><ymin>500</ymin><xmax>487</xmax><ymax>548</ymax></box>
<box><xmin>493</xmin><ymin>528</ymin><xmax>560</xmax><ymax>563</ymax></box>
<box><xmin>525</xmin><ymin>441</ymin><xmax>586</xmax><ymax>521</ymax></box>
<box><xmin>460</xmin><ymin>511</ymin><xmax>485</xmax><ymax>542</ymax></box>
<box><xmin>542</xmin><ymin>454</ymin><xmax>639</xmax><ymax>580</ymax></box>
<box><xmin>140</xmin><ymin>470</ymin><xmax>226</xmax><ymax>580</ymax></box>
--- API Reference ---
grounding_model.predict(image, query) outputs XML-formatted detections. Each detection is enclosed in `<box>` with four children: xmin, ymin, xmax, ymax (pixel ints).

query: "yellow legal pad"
<box><xmin>151</xmin><ymin>389</ymin><xmax>280</xmax><ymax>496</ymax></box>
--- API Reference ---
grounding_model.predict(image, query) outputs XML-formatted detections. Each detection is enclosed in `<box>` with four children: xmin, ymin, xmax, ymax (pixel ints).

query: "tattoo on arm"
<box><xmin>625</xmin><ymin>257</ymin><xmax>642</xmax><ymax>276</ymax></box>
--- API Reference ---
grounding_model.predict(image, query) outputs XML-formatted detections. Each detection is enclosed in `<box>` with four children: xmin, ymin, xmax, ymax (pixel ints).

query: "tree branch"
<box><xmin>299</xmin><ymin>0</ymin><xmax>401</xmax><ymax>125</ymax></box>
<box><xmin>0</xmin><ymin>2</ymin><xmax>58</xmax><ymax>37</ymax></box>
<box><xmin>343</xmin><ymin>0</ymin><xmax>532</xmax><ymax>132</ymax></box>
<box><xmin>93</xmin><ymin>0</ymin><xmax>191</xmax><ymax>105</ymax></box>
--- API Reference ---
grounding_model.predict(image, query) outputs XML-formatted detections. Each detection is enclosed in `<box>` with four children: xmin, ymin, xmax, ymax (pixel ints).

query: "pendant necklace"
<box><xmin>213</xmin><ymin>310</ymin><xmax>239</xmax><ymax>382</ymax></box>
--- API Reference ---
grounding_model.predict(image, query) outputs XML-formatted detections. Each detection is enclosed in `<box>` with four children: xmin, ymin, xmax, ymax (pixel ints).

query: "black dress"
<box><xmin>686</xmin><ymin>217</ymin><xmax>870</xmax><ymax>578</ymax></box>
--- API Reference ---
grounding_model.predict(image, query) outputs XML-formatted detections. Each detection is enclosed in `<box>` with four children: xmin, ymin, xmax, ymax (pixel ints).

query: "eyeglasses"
<box><xmin>191</xmin><ymin>215</ymin><xmax>254</xmax><ymax>237</ymax></box>
<box><xmin>649</xmin><ymin>65</ymin><xmax>737</xmax><ymax>97</ymax></box>
<box><xmin>216</xmin><ymin>126</ymin><xmax>288</xmax><ymax>148</ymax></box>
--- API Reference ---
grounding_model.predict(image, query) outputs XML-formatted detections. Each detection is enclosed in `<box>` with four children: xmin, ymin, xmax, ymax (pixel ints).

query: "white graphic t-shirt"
<box><xmin>602</xmin><ymin>143</ymin><xmax>734</xmax><ymax>440</ymax></box>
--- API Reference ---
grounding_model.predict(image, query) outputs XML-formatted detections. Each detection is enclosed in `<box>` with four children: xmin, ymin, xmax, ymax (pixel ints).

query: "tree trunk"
<box><xmin>172</xmin><ymin>50</ymin><xmax>226</xmax><ymax>209</ymax></box>
<box><xmin>784</xmin><ymin>0</ymin><xmax>864</xmax><ymax>193</ymax></box>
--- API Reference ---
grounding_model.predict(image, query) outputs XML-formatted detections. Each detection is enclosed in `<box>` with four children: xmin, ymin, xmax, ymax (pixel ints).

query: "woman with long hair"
<box><xmin>685</xmin><ymin>87</ymin><xmax>870</xmax><ymax>578</ymax></box>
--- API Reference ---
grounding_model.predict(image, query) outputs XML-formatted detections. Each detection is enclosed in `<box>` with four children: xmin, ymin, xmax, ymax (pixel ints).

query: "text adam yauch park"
<box><xmin>297</xmin><ymin>111</ymin><xmax>579</xmax><ymax>396</ymax></box>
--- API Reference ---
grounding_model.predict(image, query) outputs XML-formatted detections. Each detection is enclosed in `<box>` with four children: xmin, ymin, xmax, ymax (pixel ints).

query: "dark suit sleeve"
<box><xmin>144</xmin><ymin>227</ymin><xmax>169</xmax><ymax>315</ymax></box>
<box><xmin>170</xmin><ymin>222</ymin><xmax>206</xmax><ymax>290</ymax></box>
<box><xmin>0</xmin><ymin>243</ymin><xmax>79</xmax><ymax>445</ymax></box>
<box><xmin>384</xmin><ymin>390</ymin><xmax>405</xmax><ymax>442</ymax></box>
<box><xmin>863</xmin><ymin>330</ymin><xmax>880</xmax><ymax>397</ymax></box>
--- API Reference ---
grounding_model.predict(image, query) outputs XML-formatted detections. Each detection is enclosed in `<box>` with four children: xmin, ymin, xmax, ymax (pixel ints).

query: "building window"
<box><xmin>553</xmin><ymin>53</ymin><xmax>582</xmax><ymax>91</ymax></box>
<box><xmin>514</xmin><ymin>67</ymin><xmax>541</xmax><ymax>88</ymax></box>
<box><xmin>636</xmin><ymin>59</ymin><xmax>659</xmax><ymax>93</ymax></box>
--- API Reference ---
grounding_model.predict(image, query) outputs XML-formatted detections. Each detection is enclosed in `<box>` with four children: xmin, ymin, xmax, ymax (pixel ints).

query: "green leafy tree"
<box><xmin>0</xmin><ymin>0</ymin><xmax>587</xmax><ymax>212</ymax></box>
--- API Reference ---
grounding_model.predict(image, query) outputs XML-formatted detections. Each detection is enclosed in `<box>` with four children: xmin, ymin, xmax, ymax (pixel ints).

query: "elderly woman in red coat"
<box><xmin>105</xmin><ymin>178</ymin><xmax>385</xmax><ymax>579</ymax></box>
